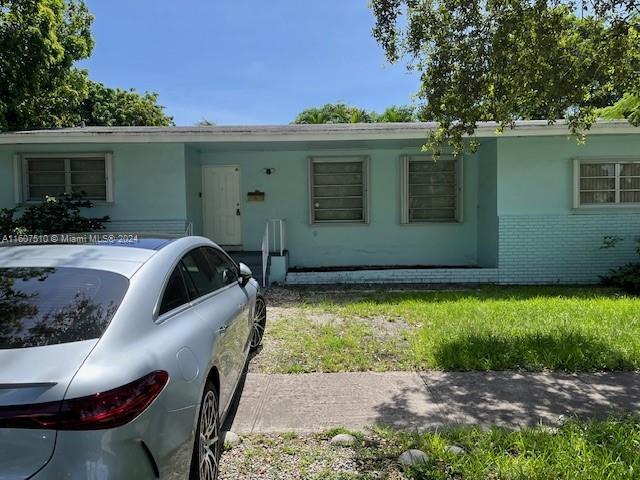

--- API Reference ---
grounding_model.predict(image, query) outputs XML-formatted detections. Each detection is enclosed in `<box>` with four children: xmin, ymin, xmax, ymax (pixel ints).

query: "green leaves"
<box><xmin>293</xmin><ymin>103</ymin><xmax>418</xmax><ymax>124</ymax></box>
<box><xmin>597</xmin><ymin>93</ymin><xmax>640</xmax><ymax>125</ymax></box>
<box><xmin>0</xmin><ymin>193</ymin><xmax>109</xmax><ymax>237</ymax></box>
<box><xmin>293</xmin><ymin>103</ymin><xmax>374</xmax><ymax>124</ymax></box>
<box><xmin>0</xmin><ymin>0</ymin><xmax>93</xmax><ymax>131</ymax></box>
<box><xmin>79</xmin><ymin>81</ymin><xmax>173</xmax><ymax>127</ymax></box>
<box><xmin>371</xmin><ymin>0</ymin><xmax>640</xmax><ymax>154</ymax></box>
<box><xmin>0</xmin><ymin>0</ymin><xmax>172</xmax><ymax>131</ymax></box>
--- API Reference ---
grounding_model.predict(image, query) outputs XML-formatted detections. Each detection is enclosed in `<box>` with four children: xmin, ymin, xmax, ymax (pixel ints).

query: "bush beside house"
<box><xmin>602</xmin><ymin>237</ymin><xmax>640</xmax><ymax>293</ymax></box>
<box><xmin>0</xmin><ymin>195</ymin><xmax>109</xmax><ymax>237</ymax></box>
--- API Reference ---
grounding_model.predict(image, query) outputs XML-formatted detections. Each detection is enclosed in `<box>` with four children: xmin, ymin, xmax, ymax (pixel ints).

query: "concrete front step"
<box><xmin>228</xmin><ymin>251</ymin><xmax>265</xmax><ymax>285</ymax></box>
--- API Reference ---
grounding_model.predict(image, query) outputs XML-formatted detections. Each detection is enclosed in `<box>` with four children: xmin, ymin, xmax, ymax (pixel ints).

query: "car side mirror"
<box><xmin>238</xmin><ymin>262</ymin><xmax>252</xmax><ymax>286</ymax></box>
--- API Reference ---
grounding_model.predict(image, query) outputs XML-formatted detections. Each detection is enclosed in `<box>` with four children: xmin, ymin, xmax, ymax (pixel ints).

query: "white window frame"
<box><xmin>308</xmin><ymin>155</ymin><xmax>369</xmax><ymax>225</ymax></box>
<box><xmin>17</xmin><ymin>152</ymin><xmax>114</xmax><ymax>204</ymax></box>
<box><xmin>400</xmin><ymin>154</ymin><xmax>463</xmax><ymax>224</ymax></box>
<box><xmin>573</xmin><ymin>157</ymin><xmax>640</xmax><ymax>209</ymax></box>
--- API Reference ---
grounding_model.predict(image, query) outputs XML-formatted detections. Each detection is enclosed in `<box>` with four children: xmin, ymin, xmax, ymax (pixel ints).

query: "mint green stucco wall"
<box><xmin>185</xmin><ymin>146</ymin><xmax>203</xmax><ymax>235</ymax></box>
<box><xmin>200</xmin><ymin>146</ymin><xmax>485</xmax><ymax>268</ymax></box>
<box><xmin>497</xmin><ymin>134</ymin><xmax>640</xmax><ymax>214</ymax></box>
<box><xmin>477</xmin><ymin>139</ymin><xmax>498</xmax><ymax>267</ymax></box>
<box><xmin>0</xmin><ymin>148</ymin><xmax>14</xmax><ymax>208</ymax></box>
<box><xmin>0</xmin><ymin>143</ymin><xmax>187</xmax><ymax>230</ymax></box>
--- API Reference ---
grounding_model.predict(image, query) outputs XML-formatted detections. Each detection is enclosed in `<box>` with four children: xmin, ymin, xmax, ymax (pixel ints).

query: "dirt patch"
<box><xmin>248</xmin><ymin>287</ymin><xmax>412</xmax><ymax>373</ymax></box>
<box><xmin>219</xmin><ymin>432</ymin><xmax>408</xmax><ymax>480</ymax></box>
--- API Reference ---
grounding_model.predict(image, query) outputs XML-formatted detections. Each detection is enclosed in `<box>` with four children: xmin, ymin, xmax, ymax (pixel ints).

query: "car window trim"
<box><xmin>155</xmin><ymin>261</ymin><xmax>194</xmax><ymax>322</ymax></box>
<box><xmin>153</xmin><ymin>245</ymin><xmax>244</xmax><ymax>323</ymax></box>
<box><xmin>181</xmin><ymin>247</ymin><xmax>223</xmax><ymax>297</ymax></box>
<box><xmin>187</xmin><ymin>280</ymin><xmax>239</xmax><ymax>308</ymax></box>
<box><xmin>202</xmin><ymin>246</ymin><xmax>240</xmax><ymax>287</ymax></box>
<box><xmin>157</xmin><ymin>261</ymin><xmax>192</xmax><ymax>317</ymax></box>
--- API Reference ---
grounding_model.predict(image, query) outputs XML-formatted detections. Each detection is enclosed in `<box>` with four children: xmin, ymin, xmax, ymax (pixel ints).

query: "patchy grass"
<box><xmin>220</xmin><ymin>417</ymin><xmax>640</xmax><ymax>480</ymax></box>
<box><xmin>252</xmin><ymin>286</ymin><xmax>640</xmax><ymax>373</ymax></box>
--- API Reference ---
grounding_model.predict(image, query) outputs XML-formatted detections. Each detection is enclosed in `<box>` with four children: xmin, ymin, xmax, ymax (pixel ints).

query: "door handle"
<box><xmin>218</xmin><ymin>325</ymin><xmax>229</xmax><ymax>335</ymax></box>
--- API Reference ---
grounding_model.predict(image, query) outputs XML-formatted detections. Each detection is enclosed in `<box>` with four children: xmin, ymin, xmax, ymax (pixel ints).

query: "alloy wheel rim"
<box><xmin>250</xmin><ymin>298</ymin><xmax>266</xmax><ymax>348</ymax></box>
<box><xmin>199</xmin><ymin>391</ymin><xmax>220</xmax><ymax>480</ymax></box>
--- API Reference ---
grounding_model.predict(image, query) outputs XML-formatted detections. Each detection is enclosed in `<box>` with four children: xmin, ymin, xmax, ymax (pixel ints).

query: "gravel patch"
<box><xmin>219</xmin><ymin>432</ymin><xmax>408</xmax><ymax>480</ymax></box>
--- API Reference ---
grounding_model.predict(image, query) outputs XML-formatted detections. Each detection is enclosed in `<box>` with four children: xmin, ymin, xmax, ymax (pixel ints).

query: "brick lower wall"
<box><xmin>284</xmin><ymin>213</ymin><xmax>640</xmax><ymax>286</ymax></box>
<box><xmin>286</xmin><ymin>268</ymin><xmax>499</xmax><ymax>285</ymax></box>
<box><xmin>497</xmin><ymin>213</ymin><xmax>640</xmax><ymax>284</ymax></box>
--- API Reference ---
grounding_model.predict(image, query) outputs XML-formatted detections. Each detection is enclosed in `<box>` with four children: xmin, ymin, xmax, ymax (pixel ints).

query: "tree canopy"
<box><xmin>79</xmin><ymin>81</ymin><xmax>172</xmax><ymax>127</ymax></box>
<box><xmin>371</xmin><ymin>0</ymin><xmax>639</xmax><ymax>154</ymax></box>
<box><xmin>0</xmin><ymin>0</ymin><xmax>172</xmax><ymax>131</ymax></box>
<box><xmin>293</xmin><ymin>103</ymin><xmax>418</xmax><ymax>124</ymax></box>
<box><xmin>597</xmin><ymin>93</ymin><xmax>640</xmax><ymax>124</ymax></box>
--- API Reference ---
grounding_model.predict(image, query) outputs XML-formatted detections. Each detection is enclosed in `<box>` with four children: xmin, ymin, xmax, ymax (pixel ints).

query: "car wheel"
<box><xmin>250</xmin><ymin>295</ymin><xmax>266</xmax><ymax>351</ymax></box>
<box><xmin>190</xmin><ymin>381</ymin><xmax>221</xmax><ymax>480</ymax></box>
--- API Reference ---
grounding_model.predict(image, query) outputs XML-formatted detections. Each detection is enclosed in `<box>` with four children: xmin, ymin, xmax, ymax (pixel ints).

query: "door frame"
<box><xmin>201</xmin><ymin>164</ymin><xmax>242</xmax><ymax>248</ymax></box>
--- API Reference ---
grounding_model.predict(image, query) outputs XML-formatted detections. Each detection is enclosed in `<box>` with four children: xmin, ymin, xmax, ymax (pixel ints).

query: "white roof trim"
<box><xmin>0</xmin><ymin>120</ymin><xmax>636</xmax><ymax>144</ymax></box>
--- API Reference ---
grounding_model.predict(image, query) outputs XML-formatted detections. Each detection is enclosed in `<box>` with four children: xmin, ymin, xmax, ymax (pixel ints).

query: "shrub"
<box><xmin>602</xmin><ymin>237</ymin><xmax>640</xmax><ymax>294</ymax></box>
<box><xmin>0</xmin><ymin>194</ymin><xmax>109</xmax><ymax>237</ymax></box>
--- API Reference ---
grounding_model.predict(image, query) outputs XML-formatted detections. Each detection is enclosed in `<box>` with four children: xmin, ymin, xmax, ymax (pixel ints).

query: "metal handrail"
<box><xmin>261</xmin><ymin>222</ymin><xmax>269</xmax><ymax>288</ymax></box>
<box><xmin>268</xmin><ymin>219</ymin><xmax>285</xmax><ymax>256</ymax></box>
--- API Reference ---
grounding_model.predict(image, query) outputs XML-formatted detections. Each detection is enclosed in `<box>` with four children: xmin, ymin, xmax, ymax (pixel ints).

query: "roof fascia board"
<box><xmin>0</xmin><ymin>121</ymin><xmax>636</xmax><ymax>145</ymax></box>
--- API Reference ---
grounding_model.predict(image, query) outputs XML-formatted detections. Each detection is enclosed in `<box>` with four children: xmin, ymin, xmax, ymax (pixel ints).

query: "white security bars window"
<box><xmin>401</xmin><ymin>155</ymin><xmax>461</xmax><ymax>223</ymax></box>
<box><xmin>575</xmin><ymin>159</ymin><xmax>640</xmax><ymax>207</ymax></box>
<box><xmin>309</xmin><ymin>156</ymin><xmax>368</xmax><ymax>223</ymax></box>
<box><xmin>22</xmin><ymin>153</ymin><xmax>112</xmax><ymax>202</ymax></box>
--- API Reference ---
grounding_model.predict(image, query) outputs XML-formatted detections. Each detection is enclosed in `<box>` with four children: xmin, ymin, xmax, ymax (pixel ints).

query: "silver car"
<box><xmin>0</xmin><ymin>236</ymin><xmax>267</xmax><ymax>480</ymax></box>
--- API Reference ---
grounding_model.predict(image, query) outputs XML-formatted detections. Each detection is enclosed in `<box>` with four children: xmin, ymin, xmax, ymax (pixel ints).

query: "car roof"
<box><xmin>0</xmin><ymin>242</ymin><xmax>162</xmax><ymax>278</ymax></box>
<box><xmin>0</xmin><ymin>236</ymin><xmax>222</xmax><ymax>278</ymax></box>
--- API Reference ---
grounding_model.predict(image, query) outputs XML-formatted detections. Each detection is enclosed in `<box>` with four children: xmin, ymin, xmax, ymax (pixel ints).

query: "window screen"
<box><xmin>402</xmin><ymin>156</ymin><xmax>459</xmax><ymax>223</ymax></box>
<box><xmin>577</xmin><ymin>160</ymin><xmax>640</xmax><ymax>206</ymax></box>
<box><xmin>620</xmin><ymin>163</ymin><xmax>640</xmax><ymax>204</ymax></box>
<box><xmin>309</xmin><ymin>157</ymin><xmax>367</xmax><ymax>223</ymax></box>
<box><xmin>579</xmin><ymin>163</ymin><xmax>616</xmax><ymax>204</ymax></box>
<box><xmin>24</xmin><ymin>155</ymin><xmax>109</xmax><ymax>201</ymax></box>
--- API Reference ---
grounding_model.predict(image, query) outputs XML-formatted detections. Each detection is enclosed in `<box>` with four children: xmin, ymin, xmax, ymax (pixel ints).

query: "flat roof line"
<box><xmin>0</xmin><ymin>120</ymin><xmax>636</xmax><ymax>144</ymax></box>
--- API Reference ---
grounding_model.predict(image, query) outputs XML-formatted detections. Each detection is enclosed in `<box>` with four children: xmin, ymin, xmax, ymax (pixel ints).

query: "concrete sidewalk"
<box><xmin>229</xmin><ymin>371</ymin><xmax>640</xmax><ymax>434</ymax></box>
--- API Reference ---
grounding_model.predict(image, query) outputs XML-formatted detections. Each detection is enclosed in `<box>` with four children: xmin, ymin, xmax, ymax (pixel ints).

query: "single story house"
<box><xmin>0</xmin><ymin>121</ymin><xmax>639</xmax><ymax>285</ymax></box>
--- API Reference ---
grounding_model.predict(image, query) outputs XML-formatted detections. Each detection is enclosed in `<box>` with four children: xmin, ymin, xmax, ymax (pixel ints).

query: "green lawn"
<box><xmin>220</xmin><ymin>417</ymin><xmax>640</xmax><ymax>480</ymax></box>
<box><xmin>255</xmin><ymin>286</ymin><xmax>640</xmax><ymax>373</ymax></box>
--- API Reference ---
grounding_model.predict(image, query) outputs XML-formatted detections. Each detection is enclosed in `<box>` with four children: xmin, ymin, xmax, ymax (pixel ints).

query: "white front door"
<box><xmin>202</xmin><ymin>165</ymin><xmax>241</xmax><ymax>246</ymax></box>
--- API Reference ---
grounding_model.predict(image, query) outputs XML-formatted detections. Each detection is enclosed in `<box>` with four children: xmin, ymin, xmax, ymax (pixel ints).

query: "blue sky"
<box><xmin>79</xmin><ymin>0</ymin><xmax>419</xmax><ymax>125</ymax></box>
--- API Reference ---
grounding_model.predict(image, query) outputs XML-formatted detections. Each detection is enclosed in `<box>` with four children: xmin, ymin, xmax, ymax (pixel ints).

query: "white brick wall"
<box><xmin>286</xmin><ymin>268</ymin><xmax>499</xmax><ymax>285</ymax></box>
<box><xmin>284</xmin><ymin>213</ymin><xmax>640</xmax><ymax>286</ymax></box>
<box><xmin>498</xmin><ymin>213</ymin><xmax>640</xmax><ymax>284</ymax></box>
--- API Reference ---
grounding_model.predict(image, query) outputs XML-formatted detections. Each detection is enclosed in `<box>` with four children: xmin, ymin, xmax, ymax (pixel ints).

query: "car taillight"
<box><xmin>0</xmin><ymin>370</ymin><xmax>169</xmax><ymax>430</ymax></box>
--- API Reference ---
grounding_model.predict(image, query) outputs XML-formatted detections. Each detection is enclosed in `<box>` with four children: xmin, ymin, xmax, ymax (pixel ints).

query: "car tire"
<box><xmin>250</xmin><ymin>295</ymin><xmax>266</xmax><ymax>352</ymax></box>
<box><xmin>190</xmin><ymin>380</ymin><xmax>221</xmax><ymax>480</ymax></box>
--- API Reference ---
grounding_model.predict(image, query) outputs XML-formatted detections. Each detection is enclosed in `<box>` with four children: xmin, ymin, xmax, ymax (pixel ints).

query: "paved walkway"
<box><xmin>228</xmin><ymin>371</ymin><xmax>640</xmax><ymax>434</ymax></box>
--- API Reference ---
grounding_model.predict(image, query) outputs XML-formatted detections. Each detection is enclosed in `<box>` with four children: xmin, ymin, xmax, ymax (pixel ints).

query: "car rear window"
<box><xmin>0</xmin><ymin>267</ymin><xmax>129</xmax><ymax>349</ymax></box>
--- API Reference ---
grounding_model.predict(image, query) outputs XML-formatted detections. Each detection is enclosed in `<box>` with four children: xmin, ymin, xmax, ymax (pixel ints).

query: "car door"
<box><xmin>181</xmin><ymin>247</ymin><xmax>245</xmax><ymax>411</ymax></box>
<box><xmin>202</xmin><ymin>248</ymin><xmax>251</xmax><ymax>400</ymax></box>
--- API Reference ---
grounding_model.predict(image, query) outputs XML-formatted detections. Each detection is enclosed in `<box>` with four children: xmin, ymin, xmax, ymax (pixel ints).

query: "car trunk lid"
<box><xmin>0</xmin><ymin>340</ymin><xmax>97</xmax><ymax>479</ymax></box>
